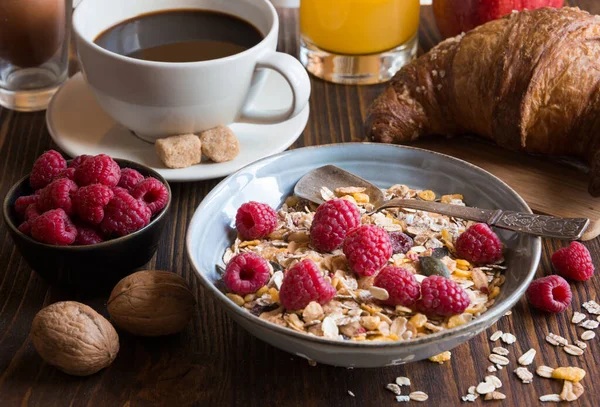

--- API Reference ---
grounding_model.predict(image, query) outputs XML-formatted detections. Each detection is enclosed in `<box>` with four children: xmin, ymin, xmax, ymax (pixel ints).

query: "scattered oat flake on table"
<box><xmin>409</xmin><ymin>391</ymin><xmax>428</xmax><ymax>402</ymax></box>
<box><xmin>489</xmin><ymin>330</ymin><xmax>503</xmax><ymax>341</ymax></box>
<box><xmin>574</xmin><ymin>340</ymin><xmax>587</xmax><ymax>350</ymax></box>
<box><xmin>539</xmin><ymin>394</ymin><xmax>562</xmax><ymax>402</ymax></box>
<box><xmin>488</xmin><ymin>354</ymin><xmax>509</xmax><ymax>366</ymax></box>
<box><xmin>492</xmin><ymin>347</ymin><xmax>509</xmax><ymax>356</ymax></box>
<box><xmin>579</xmin><ymin>320</ymin><xmax>599</xmax><ymax>330</ymax></box>
<box><xmin>560</xmin><ymin>381</ymin><xmax>578</xmax><ymax>402</ymax></box>
<box><xmin>386</xmin><ymin>384</ymin><xmax>402</xmax><ymax>396</ymax></box>
<box><xmin>461</xmin><ymin>394</ymin><xmax>477</xmax><ymax>402</ymax></box>
<box><xmin>487</xmin><ymin>365</ymin><xmax>498</xmax><ymax>373</ymax></box>
<box><xmin>347</xmin><ymin>390</ymin><xmax>355</xmax><ymax>397</ymax></box>
<box><xmin>564</xmin><ymin>344</ymin><xmax>584</xmax><ymax>356</ymax></box>
<box><xmin>475</xmin><ymin>381</ymin><xmax>495</xmax><ymax>395</ymax></box>
<box><xmin>395</xmin><ymin>377</ymin><xmax>411</xmax><ymax>386</ymax></box>
<box><xmin>501</xmin><ymin>332</ymin><xmax>517</xmax><ymax>344</ymax></box>
<box><xmin>514</xmin><ymin>367</ymin><xmax>534</xmax><ymax>384</ymax></box>
<box><xmin>572</xmin><ymin>312</ymin><xmax>586</xmax><ymax>324</ymax></box>
<box><xmin>580</xmin><ymin>330</ymin><xmax>595</xmax><ymax>340</ymax></box>
<box><xmin>484</xmin><ymin>391</ymin><xmax>506</xmax><ymax>401</ymax></box>
<box><xmin>536</xmin><ymin>366</ymin><xmax>555</xmax><ymax>378</ymax></box>
<box><xmin>582</xmin><ymin>300</ymin><xmax>600</xmax><ymax>315</ymax></box>
<box><xmin>485</xmin><ymin>375</ymin><xmax>502</xmax><ymax>389</ymax></box>
<box><xmin>518</xmin><ymin>348</ymin><xmax>536</xmax><ymax>366</ymax></box>
<box><xmin>395</xmin><ymin>395</ymin><xmax>410</xmax><ymax>402</ymax></box>
<box><xmin>546</xmin><ymin>332</ymin><xmax>569</xmax><ymax>346</ymax></box>
<box><xmin>572</xmin><ymin>381</ymin><xmax>585</xmax><ymax>399</ymax></box>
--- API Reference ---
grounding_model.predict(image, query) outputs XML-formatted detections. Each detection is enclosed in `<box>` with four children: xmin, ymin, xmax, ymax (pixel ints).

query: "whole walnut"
<box><xmin>107</xmin><ymin>270</ymin><xmax>196</xmax><ymax>336</ymax></box>
<box><xmin>31</xmin><ymin>301</ymin><xmax>119</xmax><ymax>376</ymax></box>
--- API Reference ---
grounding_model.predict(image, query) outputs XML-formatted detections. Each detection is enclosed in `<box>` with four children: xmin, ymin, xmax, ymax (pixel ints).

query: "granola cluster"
<box><xmin>220</xmin><ymin>184</ymin><xmax>506</xmax><ymax>341</ymax></box>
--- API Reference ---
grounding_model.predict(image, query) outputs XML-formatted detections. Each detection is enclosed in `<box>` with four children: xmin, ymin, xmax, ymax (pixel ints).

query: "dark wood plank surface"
<box><xmin>1</xmin><ymin>2</ymin><xmax>599</xmax><ymax>406</ymax></box>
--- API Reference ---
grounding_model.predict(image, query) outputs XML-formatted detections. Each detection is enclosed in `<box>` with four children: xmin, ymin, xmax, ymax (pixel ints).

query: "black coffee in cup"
<box><xmin>94</xmin><ymin>9</ymin><xmax>264</xmax><ymax>63</ymax></box>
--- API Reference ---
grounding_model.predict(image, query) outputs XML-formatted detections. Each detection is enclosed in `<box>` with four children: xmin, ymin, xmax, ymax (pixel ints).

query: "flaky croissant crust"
<box><xmin>366</xmin><ymin>7</ymin><xmax>600</xmax><ymax>196</ymax></box>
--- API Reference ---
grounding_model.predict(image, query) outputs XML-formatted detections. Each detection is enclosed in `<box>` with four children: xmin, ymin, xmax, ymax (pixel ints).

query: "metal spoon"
<box><xmin>294</xmin><ymin>165</ymin><xmax>590</xmax><ymax>240</ymax></box>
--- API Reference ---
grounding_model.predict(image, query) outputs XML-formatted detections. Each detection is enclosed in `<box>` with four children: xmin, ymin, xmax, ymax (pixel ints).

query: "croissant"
<box><xmin>366</xmin><ymin>7</ymin><xmax>600</xmax><ymax>196</ymax></box>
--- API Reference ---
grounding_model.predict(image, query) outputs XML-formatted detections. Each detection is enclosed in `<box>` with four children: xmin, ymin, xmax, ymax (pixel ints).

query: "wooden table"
<box><xmin>1</xmin><ymin>2</ymin><xmax>599</xmax><ymax>406</ymax></box>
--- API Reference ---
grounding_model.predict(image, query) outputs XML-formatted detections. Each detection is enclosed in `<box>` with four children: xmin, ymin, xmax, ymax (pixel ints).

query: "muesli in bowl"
<box><xmin>218</xmin><ymin>183</ymin><xmax>506</xmax><ymax>342</ymax></box>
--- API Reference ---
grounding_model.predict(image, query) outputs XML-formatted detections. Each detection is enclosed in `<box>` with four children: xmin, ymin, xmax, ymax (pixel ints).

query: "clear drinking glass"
<box><xmin>299</xmin><ymin>0</ymin><xmax>420</xmax><ymax>85</ymax></box>
<box><xmin>0</xmin><ymin>0</ymin><xmax>72</xmax><ymax>111</ymax></box>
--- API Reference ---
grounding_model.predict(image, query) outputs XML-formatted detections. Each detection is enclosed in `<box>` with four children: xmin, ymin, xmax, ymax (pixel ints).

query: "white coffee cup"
<box><xmin>73</xmin><ymin>0</ymin><xmax>311</xmax><ymax>142</ymax></box>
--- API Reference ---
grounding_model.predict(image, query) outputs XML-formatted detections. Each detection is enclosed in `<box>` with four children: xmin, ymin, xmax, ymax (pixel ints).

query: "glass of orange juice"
<box><xmin>299</xmin><ymin>0</ymin><xmax>420</xmax><ymax>85</ymax></box>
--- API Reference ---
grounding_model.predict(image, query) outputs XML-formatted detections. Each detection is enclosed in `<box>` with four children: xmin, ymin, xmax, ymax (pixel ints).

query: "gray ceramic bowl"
<box><xmin>186</xmin><ymin>143</ymin><xmax>541</xmax><ymax>368</ymax></box>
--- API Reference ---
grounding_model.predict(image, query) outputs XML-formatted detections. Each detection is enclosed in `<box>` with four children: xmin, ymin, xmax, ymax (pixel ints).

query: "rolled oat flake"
<box><xmin>409</xmin><ymin>391</ymin><xmax>428</xmax><ymax>402</ymax></box>
<box><xmin>581</xmin><ymin>330</ymin><xmax>595</xmax><ymax>341</ymax></box>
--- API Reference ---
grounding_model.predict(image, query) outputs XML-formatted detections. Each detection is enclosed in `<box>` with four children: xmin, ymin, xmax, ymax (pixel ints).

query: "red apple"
<box><xmin>433</xmin><ymin>0</ymin><xmax>565</xmax><ymax>39</ymax></box>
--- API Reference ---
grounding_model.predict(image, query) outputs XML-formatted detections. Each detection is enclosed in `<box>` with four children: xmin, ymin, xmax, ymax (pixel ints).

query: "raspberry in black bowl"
<box><xmin>3</xmin><ymin>151</ymin><xmax>171</xmax><ymax>290</ymax></box>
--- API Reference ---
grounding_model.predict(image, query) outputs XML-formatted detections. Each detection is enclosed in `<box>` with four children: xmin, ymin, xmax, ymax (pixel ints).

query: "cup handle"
<box><xmin>238</xmin><ymin>51</ymin><xmax>311</xmax><ymax>124</ymax></box>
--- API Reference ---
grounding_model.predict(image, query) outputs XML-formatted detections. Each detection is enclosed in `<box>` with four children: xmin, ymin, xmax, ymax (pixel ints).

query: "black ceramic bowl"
<box><xmin>3</xmin><ymin>159</ymin><xmax>171</xmax><ymax>289</ymax></box>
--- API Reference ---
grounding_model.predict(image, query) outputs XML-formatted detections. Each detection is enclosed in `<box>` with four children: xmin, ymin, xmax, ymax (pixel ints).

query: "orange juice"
<box><xmin>300</xmin><ymin>0</ymin><xmax>420</xmax><ymax>55</ymax></box>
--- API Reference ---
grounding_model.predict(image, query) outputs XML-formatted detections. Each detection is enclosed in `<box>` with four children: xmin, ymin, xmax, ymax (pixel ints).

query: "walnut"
<box><xmin>31</xmin><ymin>301</ymin><xmax>119</xmax><ymax>376</ymax></box>
<box><xmin>107</xmin><ymin>270</ymin><xmax>196</xmax><ymax>336</ymax></box>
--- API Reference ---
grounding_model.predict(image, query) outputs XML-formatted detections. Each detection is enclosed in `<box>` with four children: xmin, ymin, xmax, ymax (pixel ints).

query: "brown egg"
<box><xmin>0</xmin><ymin>0</ymin><xmax>66</xmax><ymax>67</ymax></box>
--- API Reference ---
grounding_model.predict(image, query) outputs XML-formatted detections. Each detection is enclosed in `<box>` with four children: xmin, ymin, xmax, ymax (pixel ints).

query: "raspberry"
<box><xmin>117</xmin><ymin>168</ymin><xmax>144</xmax><ymax>192</ymax></box>
<box><xmin>18</xmin><ymin>221</ymin><xmax>31</xmax><ymax>235</ymax></box>
<box><xmin>235</xmin><ymin>201</ymin><xmax>278</xmax><ymax>240</ymax></box>
<box><xmin>343</xmin><ymin>225</ymin><xmax>392</xmax><ymax>276</ymax></box>
<box><xmin>455</xmin><ymin>223</ymin><xmax>503</xmax><ymax>265</ymax></box>
<box><xmin>69</xmin><ymin>154</ymin><xmax>92</xmax><ymax>168</ymax></box>
<box><xmin>24</xmin><ymin>204</ymin><xmax>41</xmax><ymax>221</ymax></box>
<box><xmin>373</xmin><ymin>266</ymin><xmax>421</xmax><ymax>306</ymax></box>
<box><xmin>388</xmin><ymin>232</ymin><xmax>414</xmax><ymax>254</ymax></box>
<box><xmin>100</xmin><ymin>188</ymin><xmax>151</xmax><ymax>237</ymax></box>
<box><xmin>74</xmin><ymin>224</ymin><xmax>104</xmax><ymax>245</ymax></box>
<box><xmin>37</xmin><ymin>178</ymin><xmax>78</xmax><ymax>215</ymax></box>
<box><xmin>416</xmin><ymin>275</ymin><xmax>471</xmax><ymax>317</ymax></box>
<box><xmin>310</xmin><ymin>199</ymin><xmax>361</xmax><ymax>252</ymax></box>
<box><xmin>56</xmin><ymin>167</ymin><xmax>76</xmax><ymax>181</ymax></box>
<box><xmin>551</xmin><ymin>242</ymin><xmax>595</xmax><ymax>282</ymax></box>
<box><xmin>131</xmin><ymin>177</ymin><xmax>169</xmax><ymax>215</ymax></box>
<box><xmin>223</xmin><ymin>252</ymin><xmax>271</xmax><ymax>295</ymax></box>
<box><xmin>74</xmin><ymin>154</ymin><xmax>121</xmax><ymax>187</ymax></box>
<box><xmin>15</xmin><ymin>194</ymin><xmax>38</xmax><ymax>215</ymax></box>
<box><xmin>30</xmin><ymin>150</ymin><xmax>67</xmax><ymax>190</ymax></box>
<box><xmin>73</xmin><ymin>184</ymin><xmax>115</xmax><ymax>224</ymax></box>
<box><xmin>30</xmin><ymin>209</ymin><xmax>77</xmax><ymax>245</ymax></box>
<box><xmin>279</xmin><ymin>259</ymin><xmax>336</xmax><ymax>310</ymax></box>
<box><xmin>526</xmin><ymin>275</ymin><xmax>572</xmax><ymax>313</ymax></box>
<box><xmin>17</xmin><ymin>205</ymin><xmax>41</xmax><ymax>236</ymax></box>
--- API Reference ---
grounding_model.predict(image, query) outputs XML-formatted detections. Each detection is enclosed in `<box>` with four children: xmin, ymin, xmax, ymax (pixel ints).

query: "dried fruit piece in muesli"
<box><xmin>388</xmin><ymin>232</ymin><xmax>414</xmax><ymax>254</ymax></box>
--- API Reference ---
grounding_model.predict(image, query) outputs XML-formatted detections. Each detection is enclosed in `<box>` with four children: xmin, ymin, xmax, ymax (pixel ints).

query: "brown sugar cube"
<box><xmin>199</xmin><ymin>125</ymin><xmax>240</xmax><ymax>163</ymax></box>
<box><xmin>155</xmin><ymin>134</ymin><xmax>202</xmax><ymax>169</ymax></box>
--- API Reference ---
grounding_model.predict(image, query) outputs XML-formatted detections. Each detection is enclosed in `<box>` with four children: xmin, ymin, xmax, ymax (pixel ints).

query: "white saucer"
<box><xmin>46</xmin><ymin>72</ymin><xmax>309</xmax><ymax>182</ymax></box>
